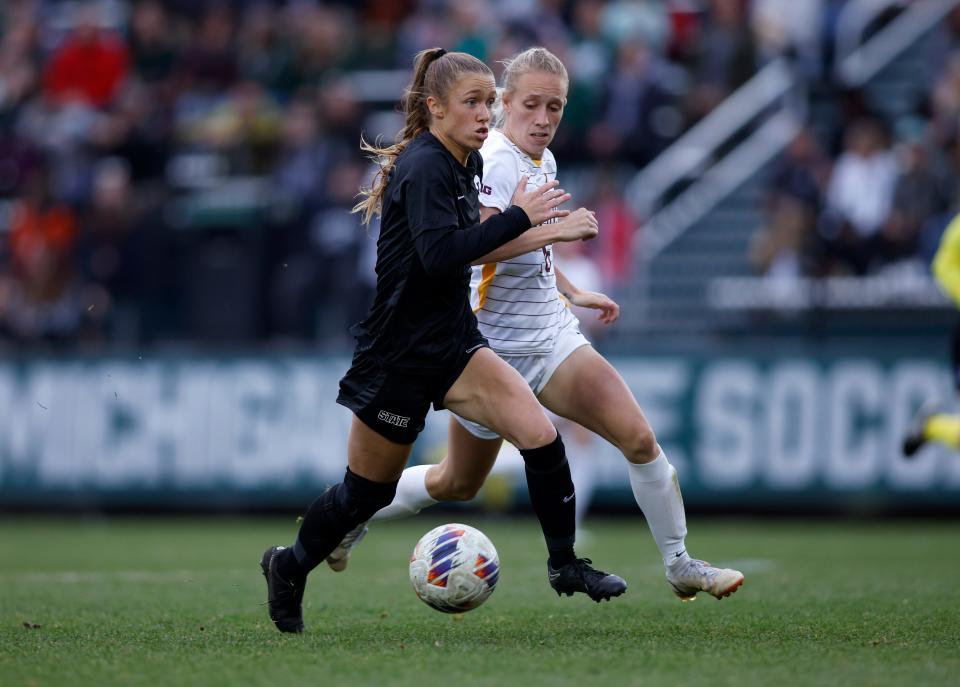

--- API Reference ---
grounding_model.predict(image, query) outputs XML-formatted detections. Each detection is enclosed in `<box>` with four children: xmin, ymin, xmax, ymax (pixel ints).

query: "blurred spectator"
<box><xmin>588</xmin><ymin>171</ymin><xmax>639</xmax><ymax>288</ymax></box>
<box><xmin>271</xmin><ymin>94</ymin><xmax>347</xmax><ymax>207</ymax></box>
<box><xmin>128</xmin><ymin>0</ymin><xmax>176</xmax><ymax>87</ymax></box>
<box><xmin>568</xmin><ymin>0</ymin><xmax>612</xmax><ymax>84</ymax></box>
<box><xmin>0</xmin><ymin>8</ymin><xmax>40</xmax><ymax>125</ymax></box>
<box><xmin>932</xmin><ymin>52</ymin><xmax>960</xmax><ymax>146</ymax></box>
<box><xmin>76</xmin><ymin>158</ymin><xmax>146</xmax><ymax>341</ymax></box>
<box><xmin>176</xmin><ymin>4</ymin><xmax>237</xmax><ymax>95</ymax></box>
<box><xmin>558</xmin><ymin>0</ymin><xmax>611</xmax><ymax>159</ymax></box>
<box><xmin>688</xmin><ymin>0</ymin><xmax>757</xmax><ymax>119</ymax></box>
<box><xmin>666</xmin><ymin>0</ymin><xmax>701</xmax><ymax>66</ymax></box>
<box><xmin>238</xmin><ymin>3</ymin><xmax>298</xmax><ymax>97</ymax></box>
<box><xmin>288</xmin><ymin>4</ymin><xmax>353</xmax><ymax>82</ymax></box>
<box><xmin>185</xmin><ymin>80</ymin><xmax>283</xmax><ymax>175</ymax></box>
<box><xmin>882</xmin><ymin>121</ymin><xmax>952</xmax><ymax>265</ymax></box>
<box><xmin>588</xmin><ymin>40</ymin><xmax>679</xmax><ymax>166</ymax></box>
<box><xmin>750</xmin><ymin>129</ymin><xmax>829</xmax><ymax>278</ymax></box>
<box><xmin>821</xmin><ymin>118</ymin><xmax>898</xmax><ymax>275</ymax></box>
<box><xmin>449</xmin><ymin>0</ymin><xmax>497</xmax><ymax>62</ymax></box>
<box><xmin>317</xmin><ymin>77</ymin><xmax>364</xmax><ymax>149</ymax></box>
<box><xmin>309</xmin><ymin>159</ymin><xmax>370</xmax><ymax>346</ymax></box>
<box><xmin>600</xmin><ymin>0</ymin><xmax>669</xmax><ymax>53</ymax></box>
<box><xmin>750</xmin><ymin>196</ymin><xmax>818</xmax><ymax>278</ymax></box>
<box><xmin>42</xmin><ymin>2</ymin><xmax>129</xmax><ymax>109</ymax></box>
<box><xmin>1</xmin><ymin>164</ymin><xmax>83</xmax><ymax>343</ymax></box>
<box><xmin>89</xmin><ymin>78</ymin><xmax>172</xmax><ymax>184</ymax></box>
<box><xmin>751</xmin><ymin>0</ymin><xmax>823</xmax><ymax>73</ymax></box>
<box><xmin>266</xmin><ymin>93</ymin><xmax>350</xmax><ymax>339</ymax></box>
<box><xmin>0</xmin><ymin>130</ymin><xmax>42</xmax><ymax>200</ymax></box>
<box><xmin>768</xmin><ymin>128</ymin><xmax>831</xmax><ymax>215</ymax></box>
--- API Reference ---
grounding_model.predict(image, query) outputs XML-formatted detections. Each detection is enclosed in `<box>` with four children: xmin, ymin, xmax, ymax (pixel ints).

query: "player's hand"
<box><xmin>553</xmin><ymin>208</ymin><xmax>599</xmax><ymax>242</ymax></box>
<box><xmin>510</xmin><ymin>177</ymin><xmax>571</xmax><ymax>227</ymax></box>
<box><xmin>568</xmin><ymin>290</ymin><xmax>619</xmax><ymax>324</ymax></box>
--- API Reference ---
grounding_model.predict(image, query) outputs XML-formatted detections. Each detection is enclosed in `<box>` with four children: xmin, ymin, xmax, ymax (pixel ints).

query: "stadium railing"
<box><xmin>618</xmin><ymin>0</ymin><xmax>957</xmax><ymax>341</ymax></box>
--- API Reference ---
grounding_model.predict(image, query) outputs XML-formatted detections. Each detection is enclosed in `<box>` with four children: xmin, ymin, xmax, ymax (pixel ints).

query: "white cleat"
<box><xmin>325</xmin><ymin>523</ymin><xmax>369</xmax><ymax>572</ymax></box>
<box><xmin>666</xmin><ymin>557</ymin><xmax>744</xmax><ymax>601</ymax></box>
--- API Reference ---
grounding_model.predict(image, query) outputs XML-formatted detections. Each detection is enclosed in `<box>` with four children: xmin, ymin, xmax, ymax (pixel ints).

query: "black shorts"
<box><xmin>337</xmin><ymin>333</ymin><xmax>488</xmax><ymax>444</ymax></box>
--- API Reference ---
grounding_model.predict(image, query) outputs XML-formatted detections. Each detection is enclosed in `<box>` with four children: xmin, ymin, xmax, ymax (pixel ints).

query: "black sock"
<box><xmin>290</xmin><ymin>467</ymin><xmax>398</xmax><ymax>575</ymax></box>
<box><xmin>275</xmin><ymin>546</ymin><xmax>307</xmax><ymax>581</ymax></box>
<box><xmin>520</xmin><ymin>431</ymin><xmax>577</xmax><ymax>568</ymax></box>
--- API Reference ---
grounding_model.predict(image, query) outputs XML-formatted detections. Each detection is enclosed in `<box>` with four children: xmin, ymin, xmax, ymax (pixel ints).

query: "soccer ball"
<box><xmin>409</xmin><ymin>523</ymin><xmax>500</xmax><ymax>613</ymax></box>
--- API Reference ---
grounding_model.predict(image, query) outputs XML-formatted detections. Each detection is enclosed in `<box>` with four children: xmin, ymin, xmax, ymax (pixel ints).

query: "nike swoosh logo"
<box><xmin>674</xmin><ymin>550</ymin><xmax>686</xmax><ymax>558</ymax></box>
<box><xmin>562</xmin><ymin>493</ymin><xmax>575</xmax><ymax>503</ymax></box>
<box><xmin>457</xmin><ymin>195</ymin><xmax>465</xmax><ymax>200</ymax></box>
<box><xmin>548</xmin><ymin>571</ymin><xmax>560</xmax><ymax>581</ymax></box>
<box><xmin>465</xmin><ymin>344</ymin><xmax>485</xmax><ymax>354</ymax></box>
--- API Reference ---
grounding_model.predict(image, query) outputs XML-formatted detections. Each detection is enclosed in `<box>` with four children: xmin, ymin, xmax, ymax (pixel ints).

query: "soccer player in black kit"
<box><xmin>260</xmin><ymin>48</ymin><xmax>626</xmax><ymax>633</ymax></box>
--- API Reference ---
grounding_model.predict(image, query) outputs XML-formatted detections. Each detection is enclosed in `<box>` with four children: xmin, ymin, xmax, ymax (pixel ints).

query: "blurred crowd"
<box><xmin>0</xmin><ymin>0</ymin><xmax>939</xmax><ymax>349</ymax></box>
<box><xmin>751</xmin><ymin>6</ymin><xmax>960</xmax><ymax>281</ymax></box>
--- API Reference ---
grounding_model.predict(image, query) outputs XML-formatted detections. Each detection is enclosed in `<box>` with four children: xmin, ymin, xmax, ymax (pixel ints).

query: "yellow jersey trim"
<box><xmin>474</xmin><ymin>263</ymin><xmax>498</xmax><ymax>313</ymax></box>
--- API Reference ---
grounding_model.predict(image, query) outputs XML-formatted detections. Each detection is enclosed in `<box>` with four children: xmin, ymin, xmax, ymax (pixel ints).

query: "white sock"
<box><xmin>626</xmin><ymin>450</ymin><xmax>690</xmax><ymax>569</ymax></box>
<box><xmin>370</xmin><ymin>464</ymin><xmax>437</xmax><ymax>521</ymax></box>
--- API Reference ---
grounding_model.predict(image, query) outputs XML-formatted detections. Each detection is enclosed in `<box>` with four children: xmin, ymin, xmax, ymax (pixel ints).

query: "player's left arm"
<box><xmin>555</xmin><ymin>267</ymin><xmax>619</xmax><ymax>325</ymax></box>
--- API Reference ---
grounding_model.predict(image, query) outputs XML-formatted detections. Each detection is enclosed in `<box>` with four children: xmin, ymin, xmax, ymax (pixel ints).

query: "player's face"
<box><xmin>429</xmin><ymin>74</ymin><xmax>497</xmax><ymax>161</ymax></box>
<box><xmin>502</xmin><ymin>71</ymin><xmax>567</xmax><ymax>159</ymax></box>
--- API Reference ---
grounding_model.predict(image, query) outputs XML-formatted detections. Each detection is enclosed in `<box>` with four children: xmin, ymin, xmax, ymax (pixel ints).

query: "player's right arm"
<box><xmin>405</xmin><ymin>155</ymin><xmax>567</xmax><ymax>276</ymax></box>
<box><xmin>933</xmin><ymin>213</ymin><xmax>960</xmax><ymax>307</ymax></box>
<box><xmin>474</xmin><ymin>143</ymin><xmax>596</xmax><ymax>265</ymax></box>
<box><xmin>471</xmin><ymin>202</ymin><xmax>599</xmax><ymax>265</ymax></box>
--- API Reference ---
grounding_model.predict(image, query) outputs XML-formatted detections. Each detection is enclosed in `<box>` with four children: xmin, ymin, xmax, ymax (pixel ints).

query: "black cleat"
<box><xmin>260</xmin><ymin>546</ymin><xmax>305</xmax><ymax>633</ymax></box>
<box><xmin>903</xmin><ymin>401</ymin><xmax>937</xmax><ymax>458</ymax></box>
<box><xmin>547</xmin><ymin>557</ymin><xmax>627</xmax><ymax>602</ymax></box>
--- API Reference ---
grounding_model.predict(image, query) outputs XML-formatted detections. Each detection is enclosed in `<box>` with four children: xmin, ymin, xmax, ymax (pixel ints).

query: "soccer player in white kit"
<box><xmin>331</xmin><ymin>47</ymin><xmax>744</xmax><ymax>602</ymax></box>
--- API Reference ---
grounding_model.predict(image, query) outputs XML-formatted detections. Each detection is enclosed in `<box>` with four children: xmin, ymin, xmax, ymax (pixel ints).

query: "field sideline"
<box><xmin>2</xmin><ymin>516</ymin><xmax>958</xmax><ymax>687</ymax></box>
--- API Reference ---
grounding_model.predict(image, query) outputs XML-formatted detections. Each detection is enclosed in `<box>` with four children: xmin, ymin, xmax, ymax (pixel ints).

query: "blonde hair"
<box><xmin>494</xmin><ymin>47</ymin><xmax>569</xmax><ymax>129</ymax></box>
<box><xmin>353</xmin><ymin>48</ymin><xmax>493</xmax><ymax>225</ymax></box>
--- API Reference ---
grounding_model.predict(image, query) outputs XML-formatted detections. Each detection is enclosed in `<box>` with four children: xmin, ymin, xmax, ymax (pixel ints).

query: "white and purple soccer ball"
<box><xmin>409</xmin><ymin>523</ymin><xmax>500</xmax><ymax>613</ymax></box>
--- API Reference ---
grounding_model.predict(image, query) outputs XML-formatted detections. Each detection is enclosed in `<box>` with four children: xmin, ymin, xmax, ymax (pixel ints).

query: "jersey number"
<box><xmin>540</xmin><ymin>247</ymin><xmax>553</xmax><ymax>276</ymax></box>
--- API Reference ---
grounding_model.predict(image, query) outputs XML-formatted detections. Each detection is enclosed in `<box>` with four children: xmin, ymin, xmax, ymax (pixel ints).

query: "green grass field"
<box><xmin>2</xmin><ymin>515</ymin><xmax>958</xmax><ymax>687</ymax></box>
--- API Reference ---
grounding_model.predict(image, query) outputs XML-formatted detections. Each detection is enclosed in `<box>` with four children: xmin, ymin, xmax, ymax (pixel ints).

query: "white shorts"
<box><xmin>455</xmin><ymin>307</ymin><xmax>590</xmax><ymax>441</ymax></box>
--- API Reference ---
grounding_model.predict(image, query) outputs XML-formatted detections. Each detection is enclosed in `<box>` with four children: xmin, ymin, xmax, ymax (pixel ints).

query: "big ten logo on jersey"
<box><xmin>474</xmin><ymin>175</ymin><xmax>483</xmax><ymax>193</ymax></box>
<box><xmin>540</xmin><ymin>245</ymin><xmax>553</xmax><ymax>276</ymax></box>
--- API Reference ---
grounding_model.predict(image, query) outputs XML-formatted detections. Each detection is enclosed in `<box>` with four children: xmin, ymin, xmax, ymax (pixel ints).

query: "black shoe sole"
<box><xmin>555</xmin><ymin>588</ymin><xmax>627</xmax><ymax>602</ymax></box>
<box><xmin>552</xmin><ymin>577</ymin><xmax>628</xmax><ymax>603</ymax></box>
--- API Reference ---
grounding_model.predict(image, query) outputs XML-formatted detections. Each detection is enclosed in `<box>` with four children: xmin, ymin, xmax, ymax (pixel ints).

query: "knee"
<box><xmin>621</xmin><ymin>425</ymin><xmax>659</xmax><ymax>465</ymax></box>
<box><xmin>511</xmin><ymin>423</ymin><xmax>558</xmax><ymax>452</ymax></box>
<box><xmin>341</xmin><ymin>470</ymin><xmax>398</xmax><ymax>521</ymax></box>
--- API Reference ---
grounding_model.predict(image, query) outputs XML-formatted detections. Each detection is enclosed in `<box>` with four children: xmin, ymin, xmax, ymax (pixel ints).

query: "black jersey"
<box><xmin>350</xmin><ymin>131</ymin><xmax>531</xmax><ymax>371</ymax></box>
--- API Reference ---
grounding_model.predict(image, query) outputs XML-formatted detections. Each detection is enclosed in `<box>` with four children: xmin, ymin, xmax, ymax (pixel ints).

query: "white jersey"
<box><xmin>471</xmin><ymin>129</ymin><xmax>566</xmax><ymax>355</ymax></box>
